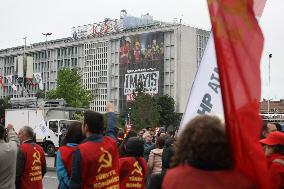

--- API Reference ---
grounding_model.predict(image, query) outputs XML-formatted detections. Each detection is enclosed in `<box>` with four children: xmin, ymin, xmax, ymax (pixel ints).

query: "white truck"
<box><xmin>5</xmin><ymin>98</ymin><xmax>85</xmax><ymax>156</ymax></box>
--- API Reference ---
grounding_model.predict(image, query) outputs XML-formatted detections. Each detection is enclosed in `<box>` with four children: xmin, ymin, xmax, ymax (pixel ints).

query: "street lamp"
<box><xmin>42</xmin><ymin>33</ymin><xmax>52</xmax><ymax>99</ymax></box>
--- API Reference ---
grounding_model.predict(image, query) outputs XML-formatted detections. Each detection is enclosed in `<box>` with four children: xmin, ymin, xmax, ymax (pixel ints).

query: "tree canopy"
<box><xmin>128</xmin><ymin>81</ymin><xmax>181</xmax><ymax>131</ymax></box>
<box><xmin>47</xmin><ymin>68</ymin><xmax>93</xmax><ymax>108</ymax></box>
<box><xmin>129</xmin><ymin>92</ymin><xmax>160</xmax><ymax>131</ymax></box>
<box><xmin>128</xmin><ymin>81</ymin><xmax>160</xmax><ymax>130</ymax></box>
<box><xmin>0</xmin><ymin>97</ymin><xmax>11</xmax><ymax>124</ymax></box>
<box><xmin>154</xmin><ymin>95</ymin><xmax>181</xmax><ymax>129</ymax></box>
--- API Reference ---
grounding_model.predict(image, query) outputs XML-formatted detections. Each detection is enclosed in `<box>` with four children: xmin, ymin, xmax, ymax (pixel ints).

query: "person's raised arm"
<box><xmin>6</xmin><ymin>124</ymin><xmax>19</xmax><ymax>146</ymax></box>
<box><xmin>106</xmin><ymin>103</ymin><xmax>117</xmax><ymax>141</ymax></box>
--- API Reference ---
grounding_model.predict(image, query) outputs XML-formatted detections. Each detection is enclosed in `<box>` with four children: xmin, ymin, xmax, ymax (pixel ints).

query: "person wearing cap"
<box><xmin>260</xmin><ymin>131</ymin><xmax>284</xmax><ymax>189</ymax></box>
<box><xmin>119</xmin><ymin>137</ymin><xmax>147</xmax><ymax>189</ymax></box>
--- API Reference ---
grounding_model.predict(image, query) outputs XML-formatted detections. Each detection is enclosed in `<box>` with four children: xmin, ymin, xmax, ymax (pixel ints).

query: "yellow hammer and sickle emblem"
<box><xmin>97</xmin><ymin>147</ymin><xmax>112</xmax><ymax>173</ymax></box>
<box><xmin>32</xmin><ymin>148</ymin><xmax>41</xmax><ymax>165</ymax></box>
<box><xmin>208</xmin><ymin>0</ymin><xmax>253</xmax><ymax>40</ymax></box>
<box><xmin>131</xmin><ymin>161</ymin><xmax>143</xmax><ymax>176</ymax></box>
<box><xmin>221</xmin><ymin>0</ymin><xmax>252</xmax><ymax>29</ymax></box>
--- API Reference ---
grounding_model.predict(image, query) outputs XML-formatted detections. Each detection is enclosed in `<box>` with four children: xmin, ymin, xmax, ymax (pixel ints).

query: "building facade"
<box><xmin>0</xmin><ymin>15</ymin><xmax>209</xmax><ymax>114</ymax></box>
<box><xmin>260</xmin><ymin>99</ymin><xmax>284</xmax><ymax>114</ymax></box>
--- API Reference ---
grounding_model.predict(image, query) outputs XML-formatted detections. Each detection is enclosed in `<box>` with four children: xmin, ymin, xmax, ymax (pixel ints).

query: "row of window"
<box><xmin>93</xmin><ymin>99</ymin><xmax>107</xmax><ymax>106</ymax></box>
<box><xmin>57</xmin><ymin>47</ymin><xmax>78</xmax><ymax>57</ymax></box>
<box><xmin>33</xmin><ymin>47</ymin><xmax>79</xmax><ymax>61</ymax></box>
<box><xmin>85</xmin><ymin>42</ymin><xmax>108</xmax><ymax>49</ymax></box>
<box><xmin>87</xmin><ymin>48</ymin><xmax>108</xmax><ymax>54</ymax></box>
<box><xmin>86</xmin><ymin>54</ymin><xmax>108</xmax><ymax>60</ymax></box>
<box><xmin>1</xmin><ymin>57</ymin><xmax>15</xmax><ymax>66</ymax></box>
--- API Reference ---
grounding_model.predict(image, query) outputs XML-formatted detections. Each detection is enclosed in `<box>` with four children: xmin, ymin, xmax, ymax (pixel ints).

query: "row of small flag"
<box><xmin>0</xmin><ymin>73</ymin><xmax>43</xmax><ymax>91</ymax></box>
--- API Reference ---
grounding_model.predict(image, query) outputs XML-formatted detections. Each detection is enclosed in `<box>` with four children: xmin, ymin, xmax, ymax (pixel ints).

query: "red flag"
<box><xmin>0</xmin><ymin>76</ymin><xmax>3</xmax><ymax>86</ymax></box>
<box><xmin>0</xmin><ymin>76</ymin><xmax>4</xmax><ymax>91</ymax></box>
<box><xmin>208</xmin><ymin>0</ymin><xmax>269</xmax><ymax>188</ymax></box>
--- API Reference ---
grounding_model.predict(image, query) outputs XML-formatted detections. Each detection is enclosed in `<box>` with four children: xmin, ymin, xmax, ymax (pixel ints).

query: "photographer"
<box><xmin>0</xmin><ymin>124</ymin><xmax>19</xmax><ymax>189</ymax></box>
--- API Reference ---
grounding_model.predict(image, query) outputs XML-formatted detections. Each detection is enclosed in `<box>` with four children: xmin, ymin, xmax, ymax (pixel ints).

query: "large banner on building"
<box><xmin>119</xmin><ymin>32</ymin><xmax>164</xmax><ymax>113</ymax></box>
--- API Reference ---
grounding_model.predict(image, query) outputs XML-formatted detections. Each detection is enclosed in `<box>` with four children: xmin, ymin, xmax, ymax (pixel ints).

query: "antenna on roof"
<box><xmin>180</xmin><ymin>14</ymin><xmax>184</xmax><ymax>24</ymax></box>
<box><xmin>173</xmin><ymin>18</ymin><xmax>178</xmax><ymax>24</ymax></box>
<box><xmin>120</xmin><ymin>10</ymin><xmax>127</xmax><ymax>19</ymax></box>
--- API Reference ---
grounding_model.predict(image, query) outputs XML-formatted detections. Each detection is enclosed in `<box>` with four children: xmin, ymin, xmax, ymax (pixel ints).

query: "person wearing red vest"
<box><xmin>260</xmin><ymin>131</ymin><xmax>284</xmax><ymax>189</ymax></box>
<box><xmin>119</xmin><ymin>137</ymin><xmax>147</xmax><ymax>189</ymax></box>
<box><xmin>70</xmin><ymin>103</ymin><xmax>119</xmax><ymax>189</ymax></box>
<box><xmin>162</xmin><ymin>115</ymin><xmax>254</xmax><ymax>189</ymax></box>
<box><xmin>56</xmin><ymin>121</ymin><xmax>85</xmax><ymax>189</ymax></box>
<box><xmin>16</xmin><ymin>126</ymin><xmax>46</xmax><ymax>189</ymax></box>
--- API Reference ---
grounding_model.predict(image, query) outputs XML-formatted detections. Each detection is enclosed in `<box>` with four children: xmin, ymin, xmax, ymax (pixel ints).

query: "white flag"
<box><xmin>6</xmin><ymin>75</ymin><xmax>13</xmax><ymax>84</ymax></box>
<box><xmin>33</xmin><ymin>73</ymin><xmax>42</xmax><ymax>83</ymax></box>
<box><xmin>12</xmin><ymin>84</ymin><xmax>17</xmax><ymax>91</ymax></box>
<box><xmin>38</xmin><ymin>82</ymin><xmax>44</xmax><ymax>90</ymax></box>
<box><xmin>35</xmin><ymin>120</ymin><xmax>49</xmax><ymax>137</ymax></box>
<box><xmin>33</xmin><ymin>73</ymin><xmax>44</xmax><ymax>90</ymax></box>
<box><xmin>179</xmin><ymin>34</ymin><xmax>224</xmax><ymax>134</ymax></box>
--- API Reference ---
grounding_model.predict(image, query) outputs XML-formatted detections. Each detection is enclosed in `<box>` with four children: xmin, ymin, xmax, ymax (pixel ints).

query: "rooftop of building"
<box><xmin>0</xmin><ymin>11</ymin><xmax>209</xmax><ymax>55</ymax></box>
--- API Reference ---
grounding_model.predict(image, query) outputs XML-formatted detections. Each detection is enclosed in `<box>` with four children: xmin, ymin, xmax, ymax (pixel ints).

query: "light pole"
<box><xmin>22</xmin><ymin>37</ymin><xmax>27</xmax><ymax>98</ymax></box>
<box><xmin>268</xmin><ymin>53</ymin><xmax>272</xmax><ymax>115</ymax></box>
<box><xmin>42</xmin><ymin>33</ymin><xmax>52</xmax><ymax>99</ymax></box>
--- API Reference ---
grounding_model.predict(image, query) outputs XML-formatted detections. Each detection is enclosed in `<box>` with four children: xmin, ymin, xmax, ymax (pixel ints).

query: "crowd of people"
<box><xmin>1</xmin><ymin>103</ymin><xmax>284</xmax><ymax>189</ymax></box>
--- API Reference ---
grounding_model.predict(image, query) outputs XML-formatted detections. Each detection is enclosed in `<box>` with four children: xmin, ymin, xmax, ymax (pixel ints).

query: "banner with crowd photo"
<box><xmin>119</xmin><ymin>32</ymin><xmax>164</xmax><ymax>113</ymax></box>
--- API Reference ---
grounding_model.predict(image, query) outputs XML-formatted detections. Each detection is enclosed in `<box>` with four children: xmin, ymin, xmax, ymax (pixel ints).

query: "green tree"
<box><xmin>35</xmin><ymin>90</ymin><xmax>45</xmax><ymax>99</ymax></box>
<box><xmin>47</xmin><ymin>68</ymin><xmax>93</xmax><ymax>108</ymax></box>
<box><xmin>103</xmin><ymin>113</ymin><xmax>125</xmax><ymax>130</ymax></box>
<box><xmin>0</xmin><ymin>97</ymin><xmax>11</xmax><ymax>123</ymax></box>
<box><xmin>129</xmin><ymin>92</ymin><xmax>160</xmax><ymax>131</ymax></box>
<box><xmin>154</xmin><ymin>95</ymin><xmax>181</xmax><ymax>129</ymax></box>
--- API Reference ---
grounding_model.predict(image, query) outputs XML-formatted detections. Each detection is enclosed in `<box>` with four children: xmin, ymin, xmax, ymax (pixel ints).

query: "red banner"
<box><xmin>208</xmin><ymin>0</ymin><xmax>269</xmax><ymax>188</ymax></box>
<box><xmin>0</xmin><ymin>76</ymin><xmax>3</xmax><ymax>86</ymax></box>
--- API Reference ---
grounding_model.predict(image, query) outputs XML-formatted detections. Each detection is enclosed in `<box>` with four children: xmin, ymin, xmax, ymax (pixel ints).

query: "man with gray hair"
<box><xmin>16</xmin><ymin>126</ymin><xmax>46</xmax><ymax>189</ymax></box>
<box><xmin>0</xmin><ymin>124</ymin><xmax>19</xmax><ymax>189</ymax></box>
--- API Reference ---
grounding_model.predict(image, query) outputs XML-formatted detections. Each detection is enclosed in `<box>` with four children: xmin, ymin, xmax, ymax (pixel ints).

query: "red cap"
<box><xmin>260</xmin><ymin>131</ymin><xmax>284</xmax><ymax>146</ymax></box>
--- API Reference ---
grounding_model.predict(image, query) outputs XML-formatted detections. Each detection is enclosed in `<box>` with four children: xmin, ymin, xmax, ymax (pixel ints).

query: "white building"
<box><xmin>0</xmin><ymin>14</ymin><xmax>209</xmax><ymax>114</ymax></box>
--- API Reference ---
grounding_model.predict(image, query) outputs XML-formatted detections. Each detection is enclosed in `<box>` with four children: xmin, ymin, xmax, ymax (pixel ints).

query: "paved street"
<box><xmin>43</xmin><ymin>171</ymin><xmax>58</xmax><ymax>189</ymax></box>
<box><xmin>46</xmin><ymin>156</ymin><xmax>56</xmax><ymax>168</ymax></box>
<box><xmin>43</xmin><ymin>156</ymin><xmax>57</xmax><ymax>189</ymax></box>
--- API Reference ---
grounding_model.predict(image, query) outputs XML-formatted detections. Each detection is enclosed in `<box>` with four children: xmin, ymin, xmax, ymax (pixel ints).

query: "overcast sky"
<box><xmin>0</xmin><ymin>0</ymin><xmax>283</xmax><ymax>99</ymax></box>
